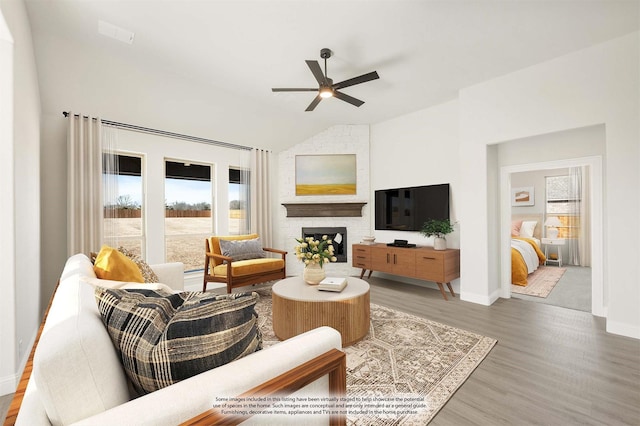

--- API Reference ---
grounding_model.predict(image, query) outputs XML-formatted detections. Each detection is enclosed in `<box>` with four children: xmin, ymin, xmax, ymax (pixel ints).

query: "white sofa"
<box><xmin>14</xmin><ymin>253</ymin><xmax>343</xmax><ymax>426</ymax></box>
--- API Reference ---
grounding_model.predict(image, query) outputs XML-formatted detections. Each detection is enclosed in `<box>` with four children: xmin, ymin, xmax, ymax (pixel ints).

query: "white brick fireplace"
<box><xmin>277</xmin><ymin>125</ymin><xmax>371</xmax><ymax>277</ymax></box>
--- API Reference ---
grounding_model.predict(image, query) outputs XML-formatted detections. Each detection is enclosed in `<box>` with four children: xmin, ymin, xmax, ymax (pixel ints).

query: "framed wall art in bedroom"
<box><xmin>511</xmin><ymin>186</ymin><xmax>535</xmax><ymax>206</ymax></box>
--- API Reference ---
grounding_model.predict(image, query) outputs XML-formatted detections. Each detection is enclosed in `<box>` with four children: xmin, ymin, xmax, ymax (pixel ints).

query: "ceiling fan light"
<box><xmin>319</xmin><ymin>87</ymin><xmax>333</xmax><ymax>98</ymax></box>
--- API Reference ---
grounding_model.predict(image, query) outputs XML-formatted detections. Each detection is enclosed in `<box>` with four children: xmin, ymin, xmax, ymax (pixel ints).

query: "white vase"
<box><xmin>303</xmin><ymin>263</ymin><xmax>326</xmax><ymax>285</ymax></box>
<box><xmin>434</xmin><ymin>237</ymin><xmax>447</xmax><ymax>251</ymax></box>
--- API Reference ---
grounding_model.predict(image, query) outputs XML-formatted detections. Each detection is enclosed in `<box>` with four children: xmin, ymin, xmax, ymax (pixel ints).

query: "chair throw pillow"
<box><xmin>95</xmin><ymin>288</ymin><xmax>262</xmax><ymax>395</ymax></box>
<box><xmin>117</xmin><ymin>246</ymin><xmax>160</xmax><ymax>283</ymax></box>
<box><xmin>93</xmin><ymin>245</ymin><xmax>145</xmax><ymax>283</ymax></box>
<box><xmin>219</xmin><ymin>237</ymin><xmax>266</xmax><ymax>261</ymax></box>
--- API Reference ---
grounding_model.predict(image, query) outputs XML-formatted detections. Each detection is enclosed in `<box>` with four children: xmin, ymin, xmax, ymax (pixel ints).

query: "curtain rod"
<box><xmin>62</xmin><ymin>111</ymin><xmax>253</xmax><ymax>151</ymax></box>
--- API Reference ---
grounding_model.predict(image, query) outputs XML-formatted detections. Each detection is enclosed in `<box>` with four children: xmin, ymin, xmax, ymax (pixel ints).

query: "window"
<box><xmin>103</xmin><ymin>153</ymin><xmax>145</xmax><ymax>256</ymax></box>
<box><xmin>546</xmin><ymin>175</ymin><xmax>580</xmax><ymax>239</ymax></box>
<box><xmin>165</xmin><ymin>160</ymin><xmax>213</xmax><ymax>271</ymax></box>
<box><xmin>228</xmin><ymin>167</ymin><xmax>250</xmax><ymax>235</ymax></box>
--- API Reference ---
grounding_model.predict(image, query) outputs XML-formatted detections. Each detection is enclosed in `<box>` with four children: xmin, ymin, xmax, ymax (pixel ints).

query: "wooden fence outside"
<box><xmin>104</xmin><ymin>208</ymin><xmax>211</xmax><ymax>218</ymax></box>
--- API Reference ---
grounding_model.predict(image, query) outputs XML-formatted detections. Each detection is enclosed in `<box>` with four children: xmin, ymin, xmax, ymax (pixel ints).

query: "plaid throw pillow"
<box><xmin>95</xmin><ymin>288</ymin><xmax>262</xmax><ymax>394</ymax></box>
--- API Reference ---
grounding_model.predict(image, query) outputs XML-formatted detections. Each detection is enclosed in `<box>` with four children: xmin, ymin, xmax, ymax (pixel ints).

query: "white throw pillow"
<box><xmin>520</xmin><ymin>221</ymin><xmax>537</xmax><ymax>238</ymax></box>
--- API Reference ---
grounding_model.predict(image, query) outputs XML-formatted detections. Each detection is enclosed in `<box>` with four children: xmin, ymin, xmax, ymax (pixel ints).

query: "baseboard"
<box><xmin>0</xmin><ymin>372</ymin><xmax>17</xmax><ymax>396</ymax></box>
<box><xmin>606</xmin><ymin>319</ymin><xmax>640</xmax><ymax>339</ymax></box>
<box><xmin>0</xmin><ymin>326</ymin><xmax>37</xmax><ymax>396</ymax></box>
<box><xmin>460</xmin><ymin>288</ymin><xmax>501</xmax><ymax>306</ymax></box>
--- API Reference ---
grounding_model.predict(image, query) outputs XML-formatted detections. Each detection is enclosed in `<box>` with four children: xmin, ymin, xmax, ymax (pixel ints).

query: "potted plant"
<box><xmin>421</xmin><ymin>218</ymin><xmax>455</xmax><ymax>250</ymax></box>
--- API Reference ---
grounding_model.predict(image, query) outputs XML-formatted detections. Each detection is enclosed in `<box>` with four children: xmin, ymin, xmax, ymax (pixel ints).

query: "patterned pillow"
<box><xmin>95</xmin><ymin>288</ymin><xmax>262</xmax><ymax>394</ymax></box>
<box><xmin>117</xmin><ymin>246</ymin><xmax>159</xmax><ymax>283</ymax></box>
<box><xmin>219</xmin><ymin>238</ymin><xmax>266</xmax><ymax>261</ymax></box>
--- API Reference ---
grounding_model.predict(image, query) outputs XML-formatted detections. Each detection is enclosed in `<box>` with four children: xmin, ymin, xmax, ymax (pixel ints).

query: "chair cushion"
<box><xmin>219</xmin><ymin>237</ymin><xmax>266</xmax><ymax>261</ymax></box>
<box><xmin>95</xmin><ymin>288</ymin><xmax>262</xmax><ymax>395</ymax></box>
<box><xmin>93</xmin><ymin>245</ymin><xmax>145</xmax><ymax>283</ymax></box>
<box><xmin>212</xmin><ymin>258</ymin><xmax>285</xmax><ymax>277</ymax></box>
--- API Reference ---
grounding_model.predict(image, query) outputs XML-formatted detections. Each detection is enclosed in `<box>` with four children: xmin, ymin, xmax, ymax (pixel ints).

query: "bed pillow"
<box><xmin>95</xmin><ymin>288</ymin><xmax>262</xmax><ymax>395</ymax></box>
<box><xmin>511</xmin><ymin>220</ymin><xmax>523</xmax><ymax>237</ymax></box>
<box><xmin>219</xmin><ymin>237</ymin><xmax>266</xmax><ymax>261</ymax></box>
<box><xmin>93</xmin><ymin>245</ymin><xmax>145</xmax><ymax>283</ymax></box>
<box><xmin>520</xmin><ymin>221</ymin><xmax>537</xmax><ymax>239</ymax></box>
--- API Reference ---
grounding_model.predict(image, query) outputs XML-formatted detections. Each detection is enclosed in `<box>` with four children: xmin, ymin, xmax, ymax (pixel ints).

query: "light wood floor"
<box><xmin>2</xmin><ymin>277</ymin><xmax>639</xmax><ymax>425</ymax></box>
<box><xmin>367</xmin><ymin>277</ymin><xmax>640</xmax><ymax>425</ymax></box>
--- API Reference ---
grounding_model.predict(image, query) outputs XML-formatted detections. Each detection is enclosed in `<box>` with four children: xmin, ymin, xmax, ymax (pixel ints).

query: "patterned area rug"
<box><xmin>253</xmin><ymin>287</ymin><xmax>497</xmax><ymax>425</ymax></box>
<box><xmin>511</xmin><ymin>265</ymin><xmax>567</xmax><ymax>298</ymax></box>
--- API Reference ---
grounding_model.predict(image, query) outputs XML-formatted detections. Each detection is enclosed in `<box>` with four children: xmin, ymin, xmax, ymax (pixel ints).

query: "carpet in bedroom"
<box><xmin>511</xmin><ymin>265</ymin><xmax>567</xmax><ymax>298</ymax></box>
<box><xmin>253</xmin><ymin>286</ymin><xmax>497</xmax><ymax>425</ymax></box>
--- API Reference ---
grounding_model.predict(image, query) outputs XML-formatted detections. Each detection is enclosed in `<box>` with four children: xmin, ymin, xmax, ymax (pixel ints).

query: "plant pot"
<box><xmin>433</xmin><ymin>237</ymin><xmax>447</xmax><ymax>251</ymax></box>
<box><xmin>303</xmin><ymin>263</ymin><xmax>325</xmax><ymax>285</ymax></box>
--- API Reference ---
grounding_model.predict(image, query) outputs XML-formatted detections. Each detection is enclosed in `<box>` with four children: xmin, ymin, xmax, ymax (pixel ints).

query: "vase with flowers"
<box><xmin>294</xmin><ymin>235</ymin><xmax>338</xmax><ymax>284</ymax></box>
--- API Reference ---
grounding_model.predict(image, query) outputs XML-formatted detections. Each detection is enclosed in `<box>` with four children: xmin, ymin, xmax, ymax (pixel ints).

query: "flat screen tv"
<box><xmin>375</xmin><ymin>183</ymin><xmax>450</xmax><ymax>231</ymax></box>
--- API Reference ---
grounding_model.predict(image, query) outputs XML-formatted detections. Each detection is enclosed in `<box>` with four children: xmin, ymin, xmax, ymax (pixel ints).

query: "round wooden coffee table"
<box><xmin>271</xmin><ymin>276</ymin><xmax>370</xmax><ymax>347</ymax></box>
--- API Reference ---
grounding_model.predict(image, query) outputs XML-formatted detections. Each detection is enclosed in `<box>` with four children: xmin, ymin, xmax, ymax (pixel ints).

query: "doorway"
<box><xmin>499</xmin><ymin>156</ymin><xmax>604</xmax><ymax>316</ymax></box>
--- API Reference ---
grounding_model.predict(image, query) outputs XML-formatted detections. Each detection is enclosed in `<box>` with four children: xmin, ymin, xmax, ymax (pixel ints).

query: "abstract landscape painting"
<box><xmin>295</xmin><ymin>154</ymin><xmax>356</xmax><ymax>195</ymax></box>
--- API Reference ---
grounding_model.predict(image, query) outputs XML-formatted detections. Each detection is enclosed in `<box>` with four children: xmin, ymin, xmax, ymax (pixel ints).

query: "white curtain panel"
<box><xmin>102</xmin><ymin>125</ymin><xmax>120</xmax><ymax>246</ymax></box>
<box><xmin>67</xmin><ymin>113</ymin><xmax>103</xmax><ymax>256</ymax></box>
<box><xmin>250</xmin><ymin>149</ymin><xmax>272</xmax><ymax>247</ymax></box>
<box><xmin>567</xmin><ymin>166</ymin><xmax>586</xmax><ymax>266</ymax></box>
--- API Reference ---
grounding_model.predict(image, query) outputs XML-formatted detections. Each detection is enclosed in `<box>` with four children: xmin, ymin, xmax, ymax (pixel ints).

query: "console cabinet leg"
<box><xmin>436</xmin><ymin>283</ymin><xmax>449</xmax><ymax>301</ymax></box>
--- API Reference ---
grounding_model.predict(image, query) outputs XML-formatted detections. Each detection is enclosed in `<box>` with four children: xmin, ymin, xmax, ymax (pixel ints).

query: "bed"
<box><xmin>511</xmin><ymin>216</ymin><xmax>546</xmax><ymax>286</ymax></box>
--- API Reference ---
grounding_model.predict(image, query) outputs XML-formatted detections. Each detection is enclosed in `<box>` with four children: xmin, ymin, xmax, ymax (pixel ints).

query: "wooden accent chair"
<box><xmin>203</xmin><ymin>234</ymin><xmax>287</xmax><ymax>293</ymax></box>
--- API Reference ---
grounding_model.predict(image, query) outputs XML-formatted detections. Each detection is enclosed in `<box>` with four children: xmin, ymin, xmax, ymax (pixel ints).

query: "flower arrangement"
<box><xmin>294</xmin><ymin>235</ymin><xmax>337</xmax><ymax>267</ymax></box>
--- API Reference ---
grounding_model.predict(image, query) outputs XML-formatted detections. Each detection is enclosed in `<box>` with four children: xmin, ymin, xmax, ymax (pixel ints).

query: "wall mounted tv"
<box><xmin>375</xmin><ymin>183</ymin><xmax>450</xmax><ymax>231</ymax></box>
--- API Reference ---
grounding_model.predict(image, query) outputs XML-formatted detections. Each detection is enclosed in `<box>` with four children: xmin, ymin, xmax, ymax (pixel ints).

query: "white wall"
<box><xmin>459</xmin><ymin>33</ymin><xmax>639</xmax><ymax>337</ymax></box>
<box><xmin>368</xmin><ymin>99</ymin><xmax>461</xmax><ymax>291</ymax></box>
<box><xmin>0</xmin><ymin>0</ymin><xmax>41</xmax><ymax>395</ymax></box>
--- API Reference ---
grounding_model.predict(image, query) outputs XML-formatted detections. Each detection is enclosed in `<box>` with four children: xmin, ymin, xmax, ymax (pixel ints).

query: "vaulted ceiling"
<box><xmin>24</xmin><ymin>0</ymin><xmax>639</xmax><ymax>152</ymax></box>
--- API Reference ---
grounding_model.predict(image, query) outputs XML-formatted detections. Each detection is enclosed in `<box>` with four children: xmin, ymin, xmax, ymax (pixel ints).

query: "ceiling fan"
<box><xmin>272</xmin><ymin>48</ymin><xmax>380</xmax><ymax>112</ymax></box>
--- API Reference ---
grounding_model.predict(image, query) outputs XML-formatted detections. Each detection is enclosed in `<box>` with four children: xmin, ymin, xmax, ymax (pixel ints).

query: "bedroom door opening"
<box><xmin>499</xmin><ymin>156</ymin><xmax>604</xmax><ymax>317</ymax></box>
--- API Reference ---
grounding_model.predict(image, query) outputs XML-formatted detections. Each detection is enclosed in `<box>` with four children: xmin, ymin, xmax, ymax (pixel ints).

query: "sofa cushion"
<box><xmin>117</xmin><ymin>246</ymin><xmax>160</xmax><ymax>283</ymax></box>
<box><xmin>93</xmin><ymin>245</ymin><xmax>145</xmax><ymax>283</ymax></box>
<box><xmin>33</xmin><ymin>255</ymin><xmax>131</xmax><ymax>426</ymax></box>
<box><xmin>95</xmin><ymin>288</ymin><xmax>262</xmax><ymax>394</ymax></box>
<box><xmin>219</xmin><ymin>237</ymin><xmax>266</xmax><ymax>261</ymax></box>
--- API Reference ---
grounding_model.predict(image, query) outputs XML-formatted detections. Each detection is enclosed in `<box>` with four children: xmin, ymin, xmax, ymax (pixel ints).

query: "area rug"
<box><xmin>511</xmin><ymin>265</ymin><xmax>567</xmax><ymax>298</ymax></box>
<box><xmin>253</xmin><ymin>287</ymin><xmax>497</xmax><ymax>425</ymax></box>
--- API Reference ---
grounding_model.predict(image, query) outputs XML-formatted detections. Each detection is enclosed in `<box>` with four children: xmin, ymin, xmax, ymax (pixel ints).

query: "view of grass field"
<box><xmin>105</xmin><ymin>210</ymin><xmax>245</xmax><ymax>271</ymax></box>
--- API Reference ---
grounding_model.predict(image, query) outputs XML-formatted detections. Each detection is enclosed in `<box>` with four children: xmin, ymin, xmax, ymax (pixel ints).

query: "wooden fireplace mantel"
<box><xmin>282</xmin><ymin>202</ymin><xmax>367</xmax><ymax>218</ymax></box>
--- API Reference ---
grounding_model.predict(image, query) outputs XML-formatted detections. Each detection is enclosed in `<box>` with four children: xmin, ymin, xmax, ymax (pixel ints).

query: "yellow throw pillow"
<box><xmin>94</xmin><ymin>245</ymin><xmax>145</xmax><ymax>283</ymax></box>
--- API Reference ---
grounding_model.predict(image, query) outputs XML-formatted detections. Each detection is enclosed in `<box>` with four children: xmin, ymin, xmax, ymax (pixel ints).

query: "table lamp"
<box><xmin>545</xmin><ymin>217</ymin><xmax>562</xmax><ymax>239</ymax></box>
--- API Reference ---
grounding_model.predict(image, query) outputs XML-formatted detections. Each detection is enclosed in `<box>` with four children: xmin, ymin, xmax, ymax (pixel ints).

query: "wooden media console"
<box><xmin>352</xmin><ymin>243</ymin><xmax>460</xmax><ymax>300</ymax></box>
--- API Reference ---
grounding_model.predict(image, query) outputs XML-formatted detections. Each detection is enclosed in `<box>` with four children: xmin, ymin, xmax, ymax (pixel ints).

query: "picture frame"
<box><xmin>511</xmin><ymin>186</ymin><xmax>535</xmax><ymax>206</ymax></box>
<box><xmin>295</xmin><ymin>154</ymin><xmax>356</xmax><ymax>196</ymax></box>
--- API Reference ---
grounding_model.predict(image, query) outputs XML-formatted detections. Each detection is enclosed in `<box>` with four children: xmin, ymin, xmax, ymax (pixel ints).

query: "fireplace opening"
<box><xmin>302</xmin><ymin>227</ymin><xmax>347</xmax><ymax>263</ymax></box>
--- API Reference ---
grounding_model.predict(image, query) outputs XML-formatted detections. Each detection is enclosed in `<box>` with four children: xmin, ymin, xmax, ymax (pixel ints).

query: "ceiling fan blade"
<box><xmin>272</xmin><ymin>88</ymin><xmax>318</xmax><ymax>92</ymax></box>
<box><xmin>305</xmin><ymin>60</ymin><xmax>327</xmax><ymax>85</ymax></box>
<box><xmin>305</xmin><ymin>94</ymin><xmax>323</xmax><ymax>112</ymax></box>
<box><xmin>333</xmin><ymin>90</ymin><xmax>364</xmax><ymax>107</ymax></box>
<box><xmin>332</xmin><ymin>71</ymin><xmax>379</xmax><ymax>90</ymax></box>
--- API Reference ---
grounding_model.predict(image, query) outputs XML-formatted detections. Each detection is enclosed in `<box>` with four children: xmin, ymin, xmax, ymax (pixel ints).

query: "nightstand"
<box><xmin>542</xmin><ymin>238</ymin><xmax>565</xmax><ymax>267</ymax></box>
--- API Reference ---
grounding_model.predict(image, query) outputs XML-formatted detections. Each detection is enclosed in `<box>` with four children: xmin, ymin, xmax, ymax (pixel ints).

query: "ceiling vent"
<box><xmin>98</xmin><ymin>20</ymin><xmax>135</xmax><ymax>45</ymax></box>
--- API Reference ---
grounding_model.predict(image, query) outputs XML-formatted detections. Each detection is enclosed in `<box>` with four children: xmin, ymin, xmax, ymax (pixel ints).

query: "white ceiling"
<box><xmin>24</xmin><ymin>0</ymin><xmax>639</xmax><ymax>151</ymax></box>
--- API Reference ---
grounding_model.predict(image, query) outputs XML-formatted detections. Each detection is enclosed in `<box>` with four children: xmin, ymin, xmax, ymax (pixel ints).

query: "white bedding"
<box><xmin>511</xmin><ymin>238</ymin><xmax>540</xmax><ymax>274</ymax></box>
